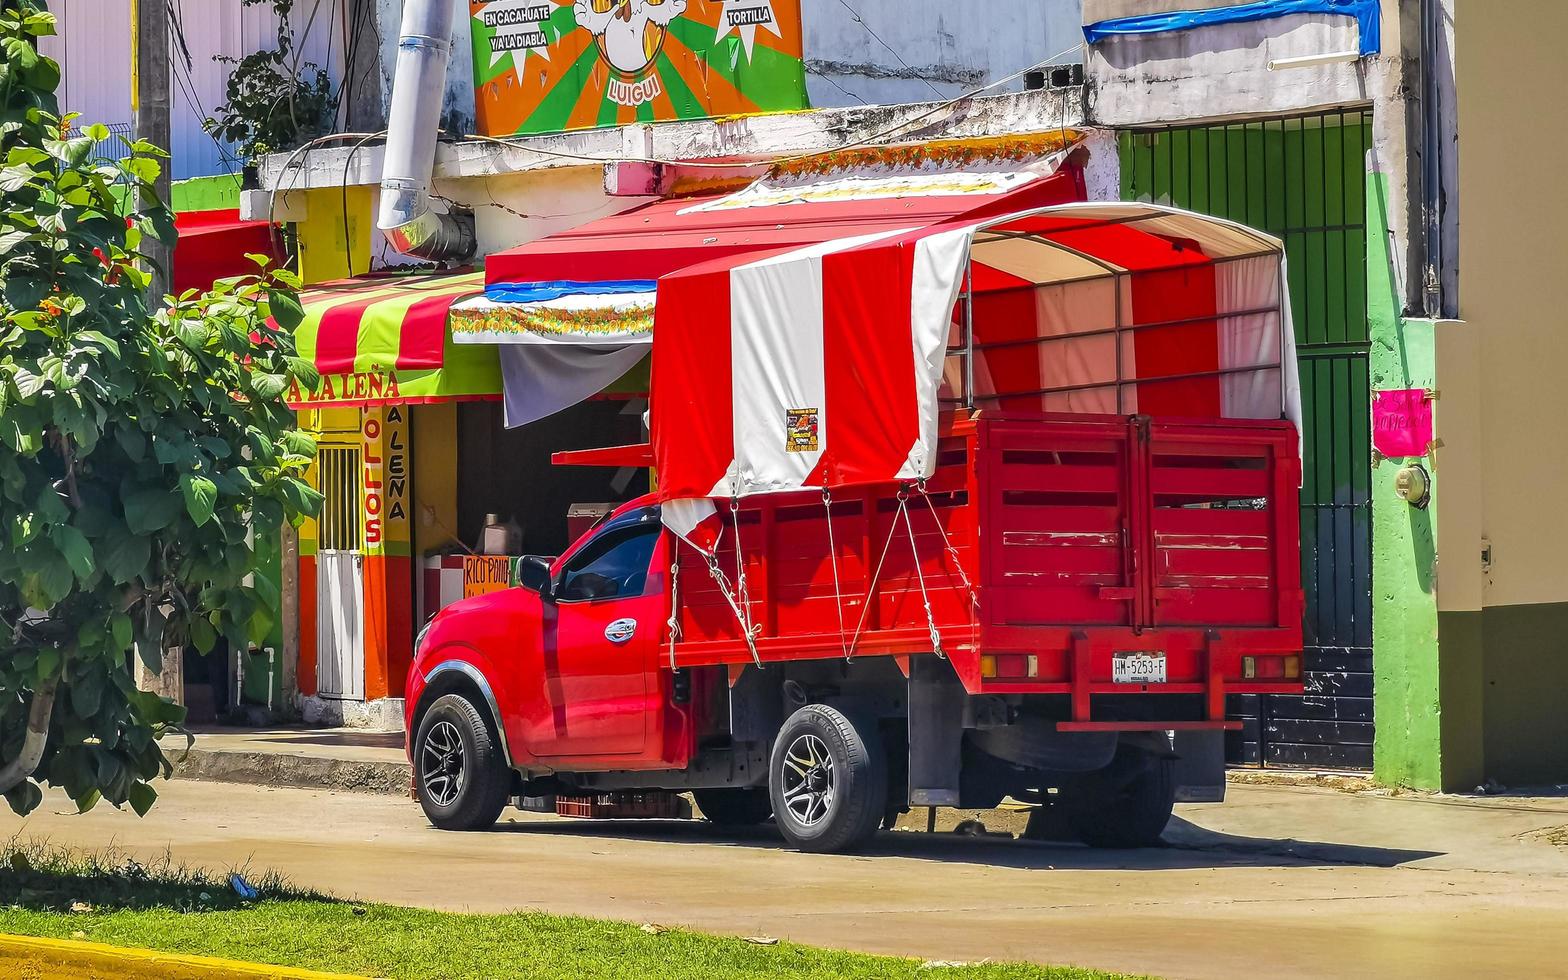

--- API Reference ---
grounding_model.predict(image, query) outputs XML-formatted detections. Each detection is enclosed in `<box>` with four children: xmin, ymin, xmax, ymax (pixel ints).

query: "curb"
<box><xmin>170</xmin><ymin>749</ymin><xmax>411</xmax><ymax>797</ymax></box>
<box><xmin>0</xmin><ymin>933</ymin><xmax>368</xmax><ymax>980</ymax></box>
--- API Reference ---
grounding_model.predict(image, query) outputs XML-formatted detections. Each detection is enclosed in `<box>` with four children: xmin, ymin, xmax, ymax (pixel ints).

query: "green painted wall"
<box><xmin>1366</xmin><ymin>173</ymin><xmax>1487</xmax><ymax>791</ymax></box>
<box><xmin>1366</xmin><ymin>171</ymin><xmax>1440</xmax><ymax>788</ymax></box>
<box><xmin>170</xmin><ymin>173</ymin><xmax>242</xmax><ymax>212</ymax></box>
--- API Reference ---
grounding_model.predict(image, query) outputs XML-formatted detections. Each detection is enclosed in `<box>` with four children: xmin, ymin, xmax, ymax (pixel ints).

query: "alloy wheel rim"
<box><xmin>421</xmin><ymin>720</ymin><xmax>466</xmax><ymax>807</ymax></box>
<box><xmin>780</xmin><ymin>733</ymin><xmax>835</xmax><ymax>827</ymax></box>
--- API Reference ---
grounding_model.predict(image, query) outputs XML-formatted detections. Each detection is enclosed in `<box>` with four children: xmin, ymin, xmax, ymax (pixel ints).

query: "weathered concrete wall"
<box><xmin>376</xmin><ymin>0</ymin><xmax>478</xmax><ymax>136</ymax></box>
<box><xmin>803</xmin><ymin>0</ymin><xmax>1082</xmax><ymax>109</ymax></box>
<box><xmin>1085</xmin><ymin>13</ymin><xmax>1369</xmax><ymax>128</ymax></box>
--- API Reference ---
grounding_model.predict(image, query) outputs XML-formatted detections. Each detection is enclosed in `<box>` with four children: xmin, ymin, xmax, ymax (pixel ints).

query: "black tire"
<box><xmin>768</xmin><ymin>704</ymin><xmax>887</xmax><ymax>853</ymax></box>
<box><xmin>1021</xmin><ymin>799</ymin><xmax>1076</xmax><ymax>843</ymax></box>
<box><xmin>413</xmin><ymin>693</ymin><xmax>510</xmax><ymax>831</ymax></box>
<box><xmin>693</xmin><ymin>787</ymin><xmax>773</xmax><ymax>827</ymax></box>
<box><xmin>1060</xmin><ymin>747</ymin><xmax>1176</xmax><ymax>848</ymax></box>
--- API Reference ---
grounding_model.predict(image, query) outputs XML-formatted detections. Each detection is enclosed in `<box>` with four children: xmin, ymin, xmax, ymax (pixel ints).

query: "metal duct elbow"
<box><xmin>377</xmin><ymin>0</ymin><xmax>476</xmax><ymax>263</ymax></box>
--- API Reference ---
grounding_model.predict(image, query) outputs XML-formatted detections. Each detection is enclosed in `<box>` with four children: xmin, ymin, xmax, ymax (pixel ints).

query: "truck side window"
<box><xmin>557</xmin><ymin>525</ymin><xmax>660</xmax><ymax>603</ymax></box>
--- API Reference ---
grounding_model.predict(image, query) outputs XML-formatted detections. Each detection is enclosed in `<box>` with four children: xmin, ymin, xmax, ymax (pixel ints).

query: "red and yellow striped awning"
<box><xmin>284</xmin><ymin>271</ymin><xmax>503</xmax><ymax>409</ymax></box>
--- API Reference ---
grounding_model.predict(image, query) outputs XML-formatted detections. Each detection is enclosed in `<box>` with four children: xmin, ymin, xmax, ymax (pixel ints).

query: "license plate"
<box><xmin>1113</xmin><ymin>652</ymin><xmax>1167</xmax><ymax>684</ymax></box>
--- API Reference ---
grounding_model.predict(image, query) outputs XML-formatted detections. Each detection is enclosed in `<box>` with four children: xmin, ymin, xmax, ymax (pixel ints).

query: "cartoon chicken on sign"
<box><xmin>573</xmin><ymin>0</ymin><xmax>687</xmax><ymax>76</ymax></box>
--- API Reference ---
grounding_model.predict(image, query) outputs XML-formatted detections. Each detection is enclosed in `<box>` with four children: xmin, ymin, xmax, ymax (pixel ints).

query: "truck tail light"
<box><xmin>980</xmin><ymin>655</ymin><xmax>1042</xmax><ymax>681</ymax></box>
<box><xmin>1243</xmin><ymin>656</ymin><xmax>1296</xmax><ymax>680</ymax></box>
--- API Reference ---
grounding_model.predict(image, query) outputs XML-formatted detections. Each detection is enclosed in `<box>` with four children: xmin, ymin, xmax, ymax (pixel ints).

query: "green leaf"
<box><xmin>100</xmin><ymin>525</ymin><xmax>151</xmax><ymax>583</ymax></box>
<box><xmin>122</xmin><ymin>156</ymin><xmax>162</xmax><ymax>184</ymax></box>
<box><xmin>114</xmin><ymin>425</ymin><xmax>147</xmax><ymax>462</ymax></box>
<box><xmin>266</xmin><ymin>289</ymin><xmax>305</xmax><ymax>331</ymax></box>
<box><xmin>70</xmin><ymin>669</ymin><xmax>103</xmax><ymax>718</ymax></box>
<box><xmin>251</xmin><ymin>568</ymin><xmax>281</xmax><ymax>612</ymax></box>
<box><xmin>180</xmin><ymin>473</ymin><xmax>218</xmax><ymax>526</ymax></box>
<box><xmin>36</xmin><ymin>646</ymin><xmax>60</xmax><ymax>681</ymax></box>
<box><xmin>5</xmin><ymin>781</ymin><xmax>42</xmax><ymax>817</ymax></box>
<box><xmin>251</xmin><ymin>373</ymin><xmax>288</xmax><ymax>400</ymax></box>
<box><xmin>13</xmin><ymin>367</ymin><xmax>46</xmax><ymax>398</ymax></box>
<box><xmin>279</xmin><ymin>430</ymin><xmax>318</xmax><ymax>457</ymax></box>
<box><xmin>0</xmin><ymin>228</ymin><xmax>33</xmax><ymax>255</ymax></box>
<box><xmin>110</xmin><ymin>611</ymin><xmax>134</xmax><ymax>652</ymax></box>
<box><xmin>170</xmin><ymin>314</ymin><xmax>211</xmax><ymax>348</ymax></box>
<box><xmin>123</xmin><ymin>488</ymin><xmax>183</xmax><ymax>535</ymax></box>
<box><xmin>278</xmin><ymin>477</ymin><xmax>324</xmax><ymax>517</ymax></box>
<box><xmin>22</xmin><ymin>554</ymin><xmax>74</xmax><ymax>608</ymax></box>
<box><xmin>189</xmin><ymin>616</ymin><xmax>217</xmax><ymax>653</ymax></box>
<box><xmin>0</xmin><ymin>164</ymin><xmax>37</xmax><ymax>192</ymax></box>
<box><xmin>74</xmin><ymin>329</ymin><xmax>121</xmax><ymax>356</ymax></box>
<box><xmin>128</xmin><ymin>781</ymin><xmax>157</xmax><ymax>817</ymax></box>
<box><xmin>75</xmin><ymin>788</ymin><xmax>102</xmax><ymax>814</ymax></box>
<box><xmin>50</xmin><ymin>523</ymin><xmax>95</xmax><ymax>580</ymax></box>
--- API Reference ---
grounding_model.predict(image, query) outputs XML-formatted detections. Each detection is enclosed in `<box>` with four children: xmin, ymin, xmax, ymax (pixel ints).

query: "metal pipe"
<box><xmin>962</xmin><ymin>258</ymin><xmax>975</xmax><ymax>409</ymax></box>
<box><xmin>377</xmin><ymin>0</ymin><xmax>476</xmax><ymax>262</ymax></box>
<box><xmin>1419</xmin><ymin>0</ymin><xmax>1445</xmax><ymax>317</ymax></box>
<box><xmin>1266</xmin><ymin>50</ymin><xmax>1359</xmax><ymax>71</ymax></box>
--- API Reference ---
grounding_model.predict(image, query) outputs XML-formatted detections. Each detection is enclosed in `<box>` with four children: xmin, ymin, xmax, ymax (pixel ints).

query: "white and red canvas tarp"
<box><xmin>650</xmin><ymin>203</ymin><xmax>1299</xmax><ymax>551</ymax></box>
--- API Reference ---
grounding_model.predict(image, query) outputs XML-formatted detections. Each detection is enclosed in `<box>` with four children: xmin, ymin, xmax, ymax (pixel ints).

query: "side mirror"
<box><xmin>516</xmin><ymin>555</ymin><xmax>554</xmax><ymax>598</ymax></box>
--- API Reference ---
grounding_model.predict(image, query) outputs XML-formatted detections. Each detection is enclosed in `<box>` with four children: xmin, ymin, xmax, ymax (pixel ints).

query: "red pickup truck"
<box><xmin>405</xmin><ymin>409</ymin><xmax>1303</xmax><ymax>852</ymax></box>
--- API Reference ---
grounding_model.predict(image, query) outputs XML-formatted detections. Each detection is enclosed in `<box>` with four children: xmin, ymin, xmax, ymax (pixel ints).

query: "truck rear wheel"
<box><xmin>693</xmin><ymin>787</ymin><xmax>773</xmax><ymax>827</ymax></box>
<box><xmin>1061</xmin><ymin>746</ymin><xmax>1175</xmax><ymax>848</ymax></box>
<box><xmin>414</xmin><ymin>694</ymin><xmax>510</xmax><ymax>831</ymax></box>
<box><xmin>768</xmin><ymin>704</ymin><xmax>887</xmax><ymax>853</ymax></box>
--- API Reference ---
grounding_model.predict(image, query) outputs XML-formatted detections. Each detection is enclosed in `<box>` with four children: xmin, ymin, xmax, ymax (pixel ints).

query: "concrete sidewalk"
<box><xmin>171</xmin><ymin>728</ymin><xmax>410</xmax><ymax>796</ymax></box>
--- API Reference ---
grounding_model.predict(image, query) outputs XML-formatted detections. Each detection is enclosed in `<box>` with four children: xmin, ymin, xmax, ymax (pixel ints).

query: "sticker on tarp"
<box><xmin>1372</xmin><ymin>388</ymin><xmax>1433</xmax><ymax>458</ymax></box>
<box><xmin>785</xmin><ymin>408</ymin><xmax>819</xmax><ymax>453</ymax></box>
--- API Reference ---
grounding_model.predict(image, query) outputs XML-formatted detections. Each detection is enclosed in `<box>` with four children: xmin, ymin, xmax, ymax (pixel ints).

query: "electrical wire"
<box><xmin>832</xmin><ymin>0</ymin><xmax>944</xmax><ymax>99</ymax></box>
<box><xmin>457</xmin><ymin>39</ymin><xmax>1086</xmax><ymax>171</ymax></box>
<box><xmin>266</xmin><ymin>130</ymin><xmax>384</xmax><ymax>261</ymax></box>
<box><xmin>340</xmin><ymin>130</ymin><xmax>386</xmax><ymax>276</ymax></box>
<box><xmin>805</xmin><ymin>65</ymin><xmax>870</xmax><ymax>107</ymax></box>
<box><xmin>265</xmin><ymin>41</ymin><xmax>1087</xmax><ymax>263</ymax></box>
<box><xmin>167</xmin><ymin>0</ymin><xmax>244</xmax><ymax>176</ymax></box>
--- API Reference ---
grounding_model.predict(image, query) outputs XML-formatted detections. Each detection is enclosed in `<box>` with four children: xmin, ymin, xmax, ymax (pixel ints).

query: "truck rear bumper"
<box><xmin>1055</xmin><ymin>719</ymin><xmax>1241</xmax><ymax>732</ymax></box>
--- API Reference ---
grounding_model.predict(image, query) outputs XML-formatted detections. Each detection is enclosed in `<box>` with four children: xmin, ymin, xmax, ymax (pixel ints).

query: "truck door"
<box><xmin>536</xmin><ymin>518</ymin><xmax>663</xmax><ymax>759</ymax></box>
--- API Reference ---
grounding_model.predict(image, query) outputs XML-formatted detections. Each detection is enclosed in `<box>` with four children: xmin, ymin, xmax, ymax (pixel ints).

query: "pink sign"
<box><xmin>1372</xmin><ymin>388</ymin><xmax>1433</xmax><ymax>458</ymax></box>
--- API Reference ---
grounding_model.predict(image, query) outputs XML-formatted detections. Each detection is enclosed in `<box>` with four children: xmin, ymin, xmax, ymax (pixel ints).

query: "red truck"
<box><xmin>405</xmin><ymin>409</ymin><xmax>1303</xmax><ymax>852</ymax></box>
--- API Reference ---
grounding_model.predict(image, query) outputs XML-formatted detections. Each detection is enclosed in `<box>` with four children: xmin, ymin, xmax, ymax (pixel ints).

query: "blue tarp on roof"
<box><xmin>1083</xmin><ymin>0</ymin><xmax>1381</xmax><ymax>57</ymax></box>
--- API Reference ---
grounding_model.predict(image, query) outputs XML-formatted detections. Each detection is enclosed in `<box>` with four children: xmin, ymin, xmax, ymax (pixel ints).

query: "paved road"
<box><xmin>10</xmin><ymin>778</ymin><xmax>1568</xmax><ymax>979</ymax></box>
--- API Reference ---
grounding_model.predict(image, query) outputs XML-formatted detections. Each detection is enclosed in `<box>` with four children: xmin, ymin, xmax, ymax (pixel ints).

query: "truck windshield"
<box><xmin>558</xmin><ymin>525</ymin><xmax>660</xmax><ymax>602</ymax></box>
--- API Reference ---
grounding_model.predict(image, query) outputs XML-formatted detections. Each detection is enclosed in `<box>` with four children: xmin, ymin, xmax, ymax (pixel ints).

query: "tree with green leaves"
<box><xmin>0</xmin><ymin>0</ymin><xmax>322</xmax><ymax>817</ymax></box>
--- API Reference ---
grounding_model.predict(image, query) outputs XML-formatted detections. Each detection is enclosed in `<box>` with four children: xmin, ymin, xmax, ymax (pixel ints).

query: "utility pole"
<box><xmin>132</xmin><ymin>0</ymin><xmax>172</xmax><ymax>303</ymax></box>
<box><xmin>130</xmin><ymin>0</ymin><xmax>182</xmax><ymax>703</ymax></box>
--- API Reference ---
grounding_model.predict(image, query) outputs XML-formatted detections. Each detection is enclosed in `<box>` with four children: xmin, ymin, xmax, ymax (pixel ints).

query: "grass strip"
<box><xmin>0</xmin><ymin>842</ymin><xmax>1138</xmax><ymax>980</ymax></box>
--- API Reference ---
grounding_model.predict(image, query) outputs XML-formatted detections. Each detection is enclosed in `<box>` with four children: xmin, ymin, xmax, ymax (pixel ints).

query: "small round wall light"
<box><xmin>1394</xmin><ymin>463</ymin><xmax>1431</xmax><ymax>509</ymax></box>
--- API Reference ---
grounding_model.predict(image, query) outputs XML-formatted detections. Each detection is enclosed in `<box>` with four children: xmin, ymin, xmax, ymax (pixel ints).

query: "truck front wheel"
<box><xmin>1061</xmin><ymin>746</ymin><xmax>1176</xmax><ymax>848</ymax></box>
<box><xmin>768</xmin><ymin>704</ymin><xmax>887</xmax><ymax>853</ymax></box>
<box><xmin>414</xmin><ymin>694</ymin><xmax>510</xmax><ymax>831</ymax></box>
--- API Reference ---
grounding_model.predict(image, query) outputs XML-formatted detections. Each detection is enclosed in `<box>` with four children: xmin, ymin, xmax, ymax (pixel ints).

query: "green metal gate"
<box><xmin>1119</xmin><ymin>110</ymin><xmax>1374</xmax><ymax>769</ymax></box>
